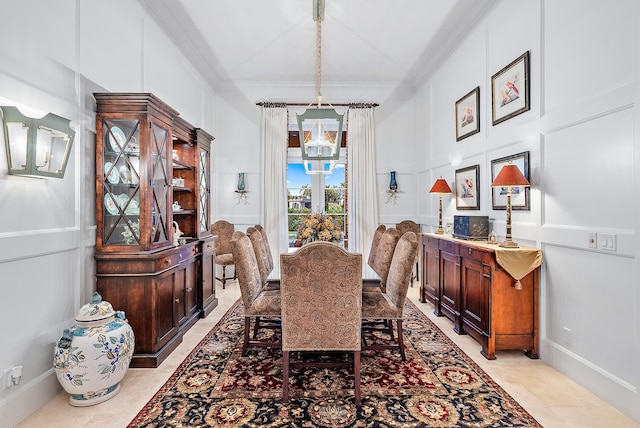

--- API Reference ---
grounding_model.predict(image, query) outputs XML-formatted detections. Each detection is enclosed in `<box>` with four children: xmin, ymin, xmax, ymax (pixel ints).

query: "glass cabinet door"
<box><xmin>101</xmin><ymin>118</ymin><xmax>171</xmax><ymax>249</ymax></box>
<box><xmin>150</xmin><ymin>122</ymin><xmax>170</xmax><ymax>245</ymax></box>
<box><xmin>102</xmin><ymin>119</ymin><xmax>142</xmax><ymax>246</ymax></box>
<box><xmin>198</xmin><ymin>146</ymin><xmax>210</xmax><ymax>234</ymax></box>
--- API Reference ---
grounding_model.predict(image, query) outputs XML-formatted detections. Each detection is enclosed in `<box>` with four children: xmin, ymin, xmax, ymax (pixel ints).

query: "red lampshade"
<box><xmin>491</xmin><ymin>164</ymin><xmax>530</xmax><ymax>187</ymax></box>
<box><xmin>429</xmin><ymin>178</ymin><xmax>452</xmax><ymax>194</ymax></box>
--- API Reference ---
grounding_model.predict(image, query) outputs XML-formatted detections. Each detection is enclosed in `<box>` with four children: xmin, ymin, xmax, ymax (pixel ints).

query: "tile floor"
<box><xmin>16</xmin><ymin>280</ymin><xmax>639</xmax><ymax>428</ymax></box>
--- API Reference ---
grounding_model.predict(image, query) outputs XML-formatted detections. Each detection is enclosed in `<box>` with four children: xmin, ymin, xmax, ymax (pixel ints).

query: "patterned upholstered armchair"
<box><xmin>280</xmin><ymin>241</ymin><xmax>362</xmax><ymax>405</ymax></box>
<box><xmin>210</xmin><ymin>220</ymin><xmax>237</xmax><ymax>289</ymax></box>
<box><xmin>362</xmin><ymin>231</ymin><xmax>418</xmax><ymax>360</ymax></box>
<box><xmin>396</xmin><ymin>220</ymin><xmax>421</xmax><ymax>283</ymax></box>
<box><xmin>230</xmin><ymin>231</ymin><xmax>281</xmax><ymax>356</ymax></box>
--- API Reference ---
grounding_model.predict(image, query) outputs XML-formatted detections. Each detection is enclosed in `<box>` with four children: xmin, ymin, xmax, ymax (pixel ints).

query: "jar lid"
<box><xmin>75</xmin><ymin>291</ymin><xmax>115</xmax><ymax>322</ymax></box>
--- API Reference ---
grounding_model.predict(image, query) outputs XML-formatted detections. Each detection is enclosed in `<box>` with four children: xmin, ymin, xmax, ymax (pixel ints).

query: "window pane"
<box><xmin>287</xmin><ymin>162</ymin><xmax>348</xmax><ymax>249</ymax></box>
<box><xmin>287</xmin><ymin>164</ymin><xmax>312</xmax><ymax>247</ymax></box>
<box><xmin>325</xmin><ymin>164</ymin><xmax>346</xmax><ymax>244</ymax></box>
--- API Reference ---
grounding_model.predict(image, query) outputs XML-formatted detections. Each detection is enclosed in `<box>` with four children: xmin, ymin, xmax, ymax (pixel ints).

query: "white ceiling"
<box><xmin>139</xmin><ymin>0</ymin><xmax>496</xmax><ymax>106</ymax></box>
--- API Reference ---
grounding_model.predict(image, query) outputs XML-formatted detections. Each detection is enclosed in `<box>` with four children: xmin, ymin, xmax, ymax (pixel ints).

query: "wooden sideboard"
<box><xmin>420</xmin><ymin>233</ymin><xmax>540</xmax><ymax>360</ymax></box>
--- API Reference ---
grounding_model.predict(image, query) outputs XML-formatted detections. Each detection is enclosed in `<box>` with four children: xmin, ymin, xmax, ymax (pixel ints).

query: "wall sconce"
<box><xmin>491</xmin><ymin>163</ymin><xmax>530</xmax><ymax>247</ymax></box>
<box><xmin>1</xmin><ymin>106</ymin><xmax>75</xmax><ymax>178</ymax></box>
<box><xmin>385</xmin><ymin>171</ymin><xmax>400</xmax><ymax>204</ymax></box>
<box><xmin>429</xmin><ymin>177</ymin><xmax>453</xmax><ymax>234</ymax></box>
<box><xmin>234</xmin><ymin>172</ymin><xmax>248</xmax><ymax>204</ymax></box>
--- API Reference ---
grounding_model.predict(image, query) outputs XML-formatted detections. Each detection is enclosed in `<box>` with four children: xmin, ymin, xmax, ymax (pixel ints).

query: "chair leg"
<box><xmin>387</xmin><ymin>319</ymin><xmax>394</xmax><ymax>340</ymax></box>
<box><xmin>353</xmin><ymin>350</ymin><xmax>361</xmax><ymax>406</ymax></box>
<box><xmin>242</xmin><ymin>317</ymin><xmax>251</xmax><ymax>356</ymax></box>
<box><xmin>221</xmin><ymin>265</ymin><xmax>227</xmax><ymax>289</ymax></box>
<box><xmin>252</xmin><ymin>317</ymin><xmax>259</xmax><ymax>339</ymax></box>
<box><xmin>410</xmin><ymin>260</ymin><xmax>419</xmax><ymax>286</ymax></box>
<box><xmin>396</xmin><ymin>319</ymin><xmax>406</xmax><ymax>361</ymax></box>
<box><xmin>283</xmin><ymin>351</ymin><xmax>290</xmax><ymax>403</ymax></box>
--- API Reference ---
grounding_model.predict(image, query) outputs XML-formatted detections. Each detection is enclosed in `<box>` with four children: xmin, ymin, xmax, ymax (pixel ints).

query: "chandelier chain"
<box><xmin>317</xmin><ymin>16</ymin><xmax>322</xmax><ymax>107</ymax></box>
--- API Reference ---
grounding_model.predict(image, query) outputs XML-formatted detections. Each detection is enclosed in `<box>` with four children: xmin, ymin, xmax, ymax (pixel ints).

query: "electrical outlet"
<box><xmin>3</xmin><ymin>366</ymin><xmax>22</xmax><ymax>389</ymax></box>
<box><xmin>563</xmin><ymin>327</ymin><xmax>572</xmax><ymax>345</ymax></box>
<box><xmin>599</xmin><ymin>233</ymin><xmax>617</xmax><ymax>251</ymax></box>
<box><xmin>587</xmin><ymin>232</ymin><xmax>597</xmax><ymax>248</ymax></box>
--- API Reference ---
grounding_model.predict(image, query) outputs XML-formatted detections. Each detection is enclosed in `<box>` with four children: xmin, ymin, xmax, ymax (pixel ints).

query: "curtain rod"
<box><xmin>256</xmin><ymin>101</ymin><xmax>379</xmax><ymax>108</ymax></box>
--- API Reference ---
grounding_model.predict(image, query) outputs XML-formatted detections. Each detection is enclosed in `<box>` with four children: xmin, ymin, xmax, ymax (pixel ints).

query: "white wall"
<box><xmin>1</xmin><ymin>0</ymin><xmax>639</xmax><ymax>424</ymax></box>
<box><xmin>416</xmin><ymin>0</ymin><xmax>639</xmax><ymax>421</ymax></box>
<box><xmin>0</xmin><ymin>1</ymin><xmax>218</xmax><ymax>425</ymax></box>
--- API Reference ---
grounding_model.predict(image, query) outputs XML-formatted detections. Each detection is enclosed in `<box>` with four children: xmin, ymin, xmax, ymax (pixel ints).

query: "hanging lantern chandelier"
<box><xmin>296</xmin><ymin>0</ymin><xmax>344</xmax><ymax>175</ymax></box>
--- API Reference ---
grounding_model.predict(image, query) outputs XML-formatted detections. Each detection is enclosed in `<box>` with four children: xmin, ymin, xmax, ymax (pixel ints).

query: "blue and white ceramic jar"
<box><xmin>53</xmin><ymin>292</ymin><xmax>135</xmax><ymax>406</ymax></box>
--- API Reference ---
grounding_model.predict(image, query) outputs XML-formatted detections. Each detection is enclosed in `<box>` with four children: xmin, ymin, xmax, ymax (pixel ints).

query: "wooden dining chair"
<box><xmin>362</xmin><ymin>231</ymin><xmax>418</xmax><ymax>361</ymax></box>
<box><xmin>280</xmin><ymin>241</ymin><xmax>362</xmax><ymax>405</ymax></box>
<box><xmin>210</xmin><ymin>220</ymin><xmax>237</xmax><ymax>289</ymax></box>
<box><xmin>231</xmin><ymin>231</ymin><xmax>281</xmax><ymax>356</ymax></box>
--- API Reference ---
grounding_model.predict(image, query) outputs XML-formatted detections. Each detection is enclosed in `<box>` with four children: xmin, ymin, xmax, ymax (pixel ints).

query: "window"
<box><xmin>287</xmin><ymin>149</ymin><xmax>347</xmax><ymax>248</ymax></box>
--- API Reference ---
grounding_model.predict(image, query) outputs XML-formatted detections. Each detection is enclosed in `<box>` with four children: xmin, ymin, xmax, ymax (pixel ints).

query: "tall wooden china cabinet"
<box><xmin>94</xmin><ymin>93</ymin><xmax>217</xmax><ymax>368</ymax></box>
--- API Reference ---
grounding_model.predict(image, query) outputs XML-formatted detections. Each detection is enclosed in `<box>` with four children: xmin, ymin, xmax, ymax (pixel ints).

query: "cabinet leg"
<box><xmin>524</xmin><ymin>349</ymin><xmax>539</xmax><ymax>359</ymax></box>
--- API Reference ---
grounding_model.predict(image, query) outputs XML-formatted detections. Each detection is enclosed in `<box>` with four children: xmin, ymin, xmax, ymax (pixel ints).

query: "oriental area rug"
<box><xmin>128</xmin><ymin>299</ymin><xmax>541</xmax><ymax>427</ymax></box>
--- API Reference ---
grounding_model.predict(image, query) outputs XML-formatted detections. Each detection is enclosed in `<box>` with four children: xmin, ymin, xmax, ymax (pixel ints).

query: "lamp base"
<box><xmin>498</xmin><ymin>240</ymin><xmax>519</xmax><ymax>248</ymax></box>
<box><xmin>434</xmin><ymin>228</ymin><xmax>444</xmax><ymax>235</ymax></box>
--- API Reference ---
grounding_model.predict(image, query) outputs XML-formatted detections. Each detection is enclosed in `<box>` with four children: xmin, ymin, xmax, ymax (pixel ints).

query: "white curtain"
<box><xmin>261</xmin><ymin>106</ymin><xmax>289</xmax><ymax>278</ymax></box>
<box><xmin>347</xmin><ymin>107</ymin><xmax>378</xmax><ymax>278</ymax></box>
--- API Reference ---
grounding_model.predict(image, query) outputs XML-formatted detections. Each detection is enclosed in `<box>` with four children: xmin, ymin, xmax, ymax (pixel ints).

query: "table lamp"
<box><xmin>429</xmin><ymin>178</ymin><xmax>452</xmax><ymax>234</ymax></box>
<box><xmin>491</xmin><ymin>163</ymin><xmax>530</xmax><ymax>247</ymax></box>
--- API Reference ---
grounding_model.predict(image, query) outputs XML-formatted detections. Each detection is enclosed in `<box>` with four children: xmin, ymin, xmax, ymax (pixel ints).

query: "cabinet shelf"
<box><xmin>172</xmin><ymin>160</ymin><xmax>193</xmax><ymax>170</ymax></box>
<box><xmin>172</xmin><ymin>209</ymin><xmax>195</xmax><ymax>215</ymax></box>
<box><xmin>172</xmin><ymin>186</ymin><xmax>192</xmax><ymax>192</ymax></box>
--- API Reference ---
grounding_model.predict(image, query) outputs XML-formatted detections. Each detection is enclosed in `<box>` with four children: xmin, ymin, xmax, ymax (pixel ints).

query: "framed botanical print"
<box><xmin>491</xmin><ymin>151</ymin><xmax>530</xmax><ymax>210</ymax></box>
<box><xmin>455</xmin><ymin>164</ymin><xmax>480</xmax><ymax>210</ymax></box>
<box><xmin>455</xmin><ymin>86</ymin><xmax>480</xmax><ymax>141</ymax></box>
<box><xmin>491</xmin><ymin>51</ymin><xmax>530</xmax><ymax>125</ymax></box>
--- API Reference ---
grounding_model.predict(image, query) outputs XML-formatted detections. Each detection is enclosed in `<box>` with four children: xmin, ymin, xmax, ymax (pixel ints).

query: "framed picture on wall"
<box><xmin>491</xmin><ymin>51</ymin><xmax>530</xmax><ymax>125</ymax></box>
<box><xmin>491</xmin><ymin>151</ymin><xmax>530</xmax><ymax>210</ymax></box>
<box><xmin>455</xmin><ymin>86</ymin><xmax>480</xmax><ymax>141</ymax></box>
<box><xmin>455</xmin><ymin>164</ymin><xmax>480</xmax><ymax>210</ymax></box>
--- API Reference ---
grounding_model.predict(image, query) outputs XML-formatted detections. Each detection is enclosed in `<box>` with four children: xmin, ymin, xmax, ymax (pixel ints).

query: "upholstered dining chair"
<box><xmin>367</xmin><ymin>224</ymin><xmax>386</xmax><ymax>269</ymax></box>
<box><xmin>210</xmin><ymin>220</ymin><xmax>237</xmax><ymax>289</ymax></box>
<box><xmin>361</xmin><ymin>231</ymin><xmax>419</xmax><ymax>361</ymax></box>
<box><xmin>396</xmin><ymin>220</ymin><xmax>421</xmax><ymax>284</ymax></box>
<box><xmin>230</xmin><ymin>231</ymin><xmax>281</xmax><ymax>356</ymax></box>
<box><xmin>254</xmin><ymin>224</ymin><xmax>274</xmax><ymax>272</ymax></box>
<box><xmin>251</xmin><ymin>224</ymin><xmax>279</xmax><ymax>291</ymax></box>
<box><xmin>363</xmin><ymin>227</ymin><xmax>400</xmax><ymax>293</ymax></box>
<box><xmin>280</xmin><ymin>241</ymin><xmax>362</xmax><ymax>405</ymax></box>
<box><xmin>246</xmin><ymin>226</ymin><xmax>281</xmax><ymax>339</ymax></box>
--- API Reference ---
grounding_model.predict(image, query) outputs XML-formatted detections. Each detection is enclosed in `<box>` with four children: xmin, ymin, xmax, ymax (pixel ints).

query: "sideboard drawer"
<box><xmin>424</xmin><ymin>235</ymin><xmax>439</xmax><ymax>250</ymax></box>
<box><xmin>439</xmin><ymin>239</ymin><xmax>460</xmax><ymax>255</ymax></box>
<box><xmin>463</xmin><ymin>245</ymin><xmax>491</xmax><ymax>264</ymax></box>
